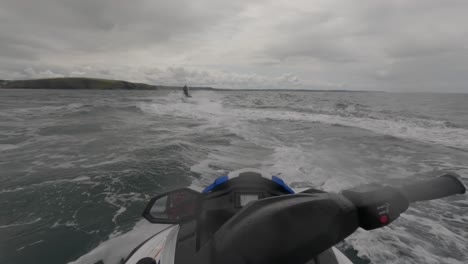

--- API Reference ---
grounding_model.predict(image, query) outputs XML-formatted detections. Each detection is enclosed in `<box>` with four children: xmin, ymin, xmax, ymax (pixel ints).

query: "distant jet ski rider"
<box><xmin>183</xmin><ymin>85</ymin><xmax>191</xmax><ymax>97</ymax></box>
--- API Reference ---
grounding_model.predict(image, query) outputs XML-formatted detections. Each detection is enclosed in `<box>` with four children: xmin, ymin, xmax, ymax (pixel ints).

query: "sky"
<box><xmin>1</xmin><ymin>0</ymin><xmax>467</xmax><ymax>92</ymax></box>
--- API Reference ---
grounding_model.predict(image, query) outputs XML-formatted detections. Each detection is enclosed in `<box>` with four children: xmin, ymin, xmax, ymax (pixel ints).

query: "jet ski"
<box><xmin>123</xmin><ymin>168</ymin><xmax>466</xmax><ymax>264</ymax></box>
<box><xmin>183</xmin><ymin>85</ymin><xmax>191</xmax><ymax>98</ymax></box>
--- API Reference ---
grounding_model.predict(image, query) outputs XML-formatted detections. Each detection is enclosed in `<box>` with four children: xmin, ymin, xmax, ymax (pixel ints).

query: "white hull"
<box><xmin>125</xmin><ymin>224</ymin><xmax>353</xmax><ymax>264</ymax></box>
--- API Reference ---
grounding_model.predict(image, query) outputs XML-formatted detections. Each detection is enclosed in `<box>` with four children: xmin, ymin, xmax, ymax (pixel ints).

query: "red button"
<box><xmin>379</xmin><ymin>215</ymin><xmax>389</xmax><ymax>224</ymax></box>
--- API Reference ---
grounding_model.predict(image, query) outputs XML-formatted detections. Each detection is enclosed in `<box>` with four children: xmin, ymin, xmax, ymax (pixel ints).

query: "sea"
<box><xmin>0</xmin><ymin>89</ymin><xmax>467</xmax><ymax>264</ymax></box>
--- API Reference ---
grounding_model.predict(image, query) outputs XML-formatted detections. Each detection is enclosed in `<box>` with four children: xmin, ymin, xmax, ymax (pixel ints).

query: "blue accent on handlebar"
<box><xmin>272</xmin><ymin>176</ymin><xmax>294</xmax><ymax>194</ymax></box>
<box><xmin>202</xmin><ymin>175</ymin><xmax>229</xmax><ymax>193</ymax></box>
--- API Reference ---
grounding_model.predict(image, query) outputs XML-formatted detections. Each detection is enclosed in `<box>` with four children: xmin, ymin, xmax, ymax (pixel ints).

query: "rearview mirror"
<box><xmin>143</xmin><ymin>188</ymin><xmax>201</xmax><ymax>224</ymax></box>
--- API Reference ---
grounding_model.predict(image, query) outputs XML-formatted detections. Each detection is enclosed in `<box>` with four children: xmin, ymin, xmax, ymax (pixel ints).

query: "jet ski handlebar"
<box><xmin>399</xmin><ymin>173</ymin><xmax>466</xmax><ymax>203</ymax></box>
<box><xmin>341</xmin><ymin>173</ymin><xmax>465</xmax><ymax>231</ymax></box>
<box><xmin>210</xmin><ymin>174</ymin><xmax>465</xmax><ymax>264</ymax></box>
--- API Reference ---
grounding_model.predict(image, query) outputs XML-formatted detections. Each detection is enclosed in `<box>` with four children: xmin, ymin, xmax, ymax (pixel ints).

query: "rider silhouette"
<box><xmin>182</xmin><ymin>85</ymin><xmax>190</xmax><ymax>97</ymax></box>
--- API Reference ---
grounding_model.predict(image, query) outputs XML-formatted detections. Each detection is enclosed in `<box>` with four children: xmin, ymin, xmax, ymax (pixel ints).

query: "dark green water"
<box><xmin>1</xmin><ymin>89</ymin><xmax>467</xmax><ymax>264</ymax></box>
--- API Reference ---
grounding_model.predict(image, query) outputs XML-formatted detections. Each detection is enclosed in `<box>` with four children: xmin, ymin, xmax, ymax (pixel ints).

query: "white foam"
<box><xmin>0</xmin><ymin>144</ymin><xmax>19</xmax><ymax>151</ymax></box>
<box><xmin>112</xmin><ymin>207</ymin><xmax>127</xmax><ymax>225</ymax></box>
<box><xmin>1</xmin><ymin>103</ymin><xmax>85</xmax><ymax>117</ymax></box>
<box><xmin>0</xmin><ymin>176</ymin><xmax>100</xmax><ymax>194</ymax></box>
<box><xmin>0</xmin><ymin>218</ymin><xmax>42</xmax><ymax>229</ymax></box>
<box><xmin>71</xmin><ymin>176</ymin><xmax>91</xmax><ymax>182</ymax></box>
<box><xmin>81</xmin><ymin>155</ymin><xmax>131</xmax><ymax>168</ymax></box>
<box><xmin>16</xmin><ymin>240</ymin><xmax>45</xmax><ymax>252</ymax></box>
<box><xmin>238</xmin><ymin>109</ymin><xmax>468</xmax><ymax>151</ymax></box>
<box><xmin>345</xmin><ymin>209</ymin><xmax>468</xmax><ymax>264</ymax></box>
<box><xmin>139</xmin><ymin>92</ymin><xmax>468</xmax><ymax>151</ymax></box>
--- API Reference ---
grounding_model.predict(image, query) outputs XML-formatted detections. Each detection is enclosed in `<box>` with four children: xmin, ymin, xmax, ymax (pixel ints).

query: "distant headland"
<box><xmin>0</xmin><ymin>77</ymin><xmax>372</xmax><ymax>92</ymax></box>
<box><xmin>0</xmin><ymin>77</ymin><xmax>214</xmax><ymax>91</ymax></box>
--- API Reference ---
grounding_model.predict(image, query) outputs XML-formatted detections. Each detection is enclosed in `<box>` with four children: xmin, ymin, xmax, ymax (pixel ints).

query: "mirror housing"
<box><xmin>143</xmin><ymin>188</ymin><xmax>202</xmax><ymax>224</ymax></box>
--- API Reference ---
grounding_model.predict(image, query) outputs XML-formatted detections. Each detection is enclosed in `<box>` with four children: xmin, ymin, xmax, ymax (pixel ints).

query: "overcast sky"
<box><xmin>1</xmin><ymin>0</ymin><xmax>467</xmax><ymax>91</ymax></box>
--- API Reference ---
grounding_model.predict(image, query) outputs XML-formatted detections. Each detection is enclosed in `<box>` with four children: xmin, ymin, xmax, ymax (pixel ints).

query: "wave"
<box><xmin>0</xmin><ymin>218</ymin><xmax>42</xmax><ymax>229</ymax></box>
<box><xmin>346</xmin><ymin>210</ymin><xmax>468</xmax><ymax>264</ymax></box>
<box><xmin>138</xmin><ymin>92</ymin><xmax>468</xmax><ymax>151</ymax></box>
<box><xmin>0</xmin><ymin>103</ymin><xmax>85</xmax><ymax>116</ymax></box>
<box><xmin>0</xmin><ymin>144</ymin><xmax>19</xmax><ymax>151</ymax></box>
<box><xmin>1</xmin><ymin>101</ymin><xmax>147</xmax><ymax>121</ymax></box>
<box><xmin>67</xmin><ymin>104</ymin><xmax>144</xmax><ymax>115</ymax></box>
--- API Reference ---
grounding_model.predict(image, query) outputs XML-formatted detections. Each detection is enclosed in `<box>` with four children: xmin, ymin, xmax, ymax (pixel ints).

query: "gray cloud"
<box><xmin>1</xmin><ymin>0</ymin><xmax>468</xmax><ymax>92</ymax></box>
<box><xmin>0</xmin><ymin>0</ymin><xmax>247</xmax><ymax>55</ymax></box>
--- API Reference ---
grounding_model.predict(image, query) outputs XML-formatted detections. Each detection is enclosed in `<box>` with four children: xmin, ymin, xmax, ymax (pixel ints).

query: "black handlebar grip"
<box><xmin>400</xmin><ymin>173</ymin><xmax>466</xmax><ymax>203</ymax></box>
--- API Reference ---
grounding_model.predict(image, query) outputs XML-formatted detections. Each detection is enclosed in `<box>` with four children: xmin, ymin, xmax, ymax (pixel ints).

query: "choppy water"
<box><xmin>1</xmin><ymin>89</ymin><xmax>467</xmax><ymax>264</ymax></box>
